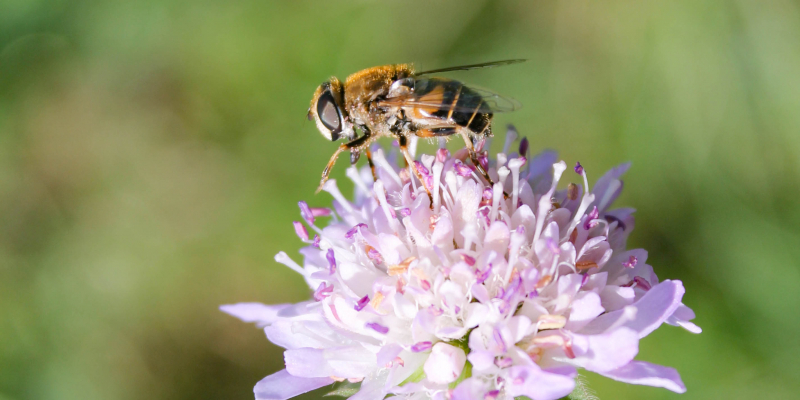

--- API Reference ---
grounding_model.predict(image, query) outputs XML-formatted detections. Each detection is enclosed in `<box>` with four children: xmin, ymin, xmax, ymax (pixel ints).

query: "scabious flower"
<box><xmin>221</xmin><ymin>127</ymin><xmax>701</xmax><ymax>400</ymax></box>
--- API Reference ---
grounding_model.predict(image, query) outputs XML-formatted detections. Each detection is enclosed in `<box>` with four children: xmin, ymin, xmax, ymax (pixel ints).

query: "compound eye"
<box><xmin>316</xmin><ymin>91</ymin><xmax>342</xmax><ymax>136</ymax></box>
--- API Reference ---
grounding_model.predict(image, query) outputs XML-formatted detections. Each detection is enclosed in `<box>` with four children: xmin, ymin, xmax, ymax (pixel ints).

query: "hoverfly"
<box><xmin>307</xmin><ymin>59</ymin><xmax>525</xmax><ymax>196</ymax></box>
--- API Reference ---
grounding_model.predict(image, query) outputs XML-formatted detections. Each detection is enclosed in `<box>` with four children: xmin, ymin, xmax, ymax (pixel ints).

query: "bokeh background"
<box><xmin>2</xmin><ymin>0</ymin><xmax>800</xmax><ymax>399</ymax></box>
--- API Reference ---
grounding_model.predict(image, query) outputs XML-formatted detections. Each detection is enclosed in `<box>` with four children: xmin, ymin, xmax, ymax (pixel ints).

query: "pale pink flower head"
<box><xmin>221</xmin><ymin>128</ymin><xmax>700</xmax><ymax>400</ymax></box>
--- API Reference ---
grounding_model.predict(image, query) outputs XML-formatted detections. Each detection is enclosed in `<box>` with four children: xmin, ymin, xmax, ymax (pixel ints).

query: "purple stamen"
<box><xmin>482</xmin><ymin>187</ymin><xmax>493</xmax><ymax>200</ymax></box>
<box><xmin>493</xmin><ymin>328</ymin><xmax>507</xmax><ymax>353</ymax></box>
<box><xmin>366</xmin><ymin>322</ymin><xmax>389</xmax><ymax>334</ymax></box>
<box><xmin>475</xmin><ymin>138</ymin><xmax>486</xmax><ymax>152</ymax></box>
<box><xmin>519</xmin><ymin>137</ymin><xmax>529</xmax><ymax>155</ymax></box>
<box><xmin>494</xmin><ymin>357</ymin><xmax>513</xmax><ymax>368</ymax></box>
<box><xmin>633</xmin><ymin>276</ymin><xmax>652</xmax><ymax>291</ymax></box>
<box><xmin>461</xmin><ymin>254</ymin><xmax>476</xmax><ymax>266</ymax></box>
<box><xmin>476</xmin><ymin>264</ymin><xmax>492</xmax><ymax>284</ymax></box>
<box><xmin>503</xmin><ymin>276</ymin><xmax>522</xmax><ymax>301</ymax></box>
<box><xmin>478</xmin><ymin>206</ymin><xmax>491</xmax><ymax>219</ymax></box>
<box><xmin>413</xmin><ymin>160</ymin><xmax>430</xmax><ymax>176</ymax></box>
<box><xmin>420</xmin><ymin>280</ymin><xmax>431</xmax><ymax>291</ymax></box>
<box><xmin>485</xmin><ymin>390</ymin><xmax>500</xmax><ymax>400</ymax></box>
<box><xmin>428</xmin><ymin>305</ymin><xmax>444</xmax><ymax>316</ymax></box>
<box><xmin>326</xmin><ymin>248</ymin><xmax>337</xmax><ymax>274</ymax></box>
<box><xmin>345</xmin><ymin>223</ymin><xmax>367</xmax><ymax>239</ymax></box>
<box><xmin>410</xmin><ymin>341</ymin><xmax>433</xmax><ymax>352</ymax></box>
<box><xmin>400</xmin><ymin>208</ymin><xmax>411</xmax><ymax>217</ymax></box>
<box><xmin>623</xmin><ymin>255</ymin><xmax>638</xmax><ymax>269</ymax></box>
<box><xmin>583</xmin><ymin>206</ymin><xmax>599</xmax><ymax>230</ymax></box>
<box><xmin>313</xmin><ymin>282</ymin><xmax>333</xmax><ymax>301</ymax></box>
<box><xmin>574</xmin><ymin>162</ymin><xmax>584</xmax><ymax>175</ymax></box>
<box><xmin>312</xmin><ymin>235</ymin><xmax>321</xmax><ymax>248</ymax></box>
<box><xmin>354</xmin><ymin>295</ymin><xmax>370</xmax><ymax>311</ymax></box>
<box><xmin>436</xmin><ymin>148</ymin><xmax>450</xmax><ymax>163</ymax></box>
<box><xmin>367</xmin><ymin>247</ymin><xmax>383</xmax><ymax>264</ymax></box>
<box><xmin>478</xmin><ymin>153</ymin><xmax>489</xmax><ymax>170</ymax></box>
<box><xmin>454</xmin><ymin>160</ymin><xmax>472</xmax><ymax>177</ymax></box>
<box><xmin>545</xmin><ymin>238</ymin><xmax>561</xmax><ymax>254</ymax></box>
<box><xmin>298</xmin><ymin>201</ymin><xmax>314</xmax><ymax>223</ymax></box>
<box><xmin>310</xmin><ymin>207</ymin><xmax>332</xmax><ymax>217</ymax></box>
<box><xmin>293</xmin><ymin>221</ymin><xmax>309</xmax><ymax>241</ymax></box>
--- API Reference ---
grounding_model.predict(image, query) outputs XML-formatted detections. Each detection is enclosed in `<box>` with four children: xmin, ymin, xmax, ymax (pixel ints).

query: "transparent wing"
<box><xmin>416</xmin><ymin>59</ymin><xmax>527</xmax><ymax>75</ymax></box>
<box><xmin>378</xmin><ymin>78</ymin><xmax>521</xmax><ymax>113</ymax></box>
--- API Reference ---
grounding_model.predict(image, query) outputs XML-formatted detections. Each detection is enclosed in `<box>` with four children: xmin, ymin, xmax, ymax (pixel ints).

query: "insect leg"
<box><xmin>316</xmin><ymin>133</ymin><xmax>374</xmax><ymax>193</ymax></box>
<box><xmin>365</xmin><ymin>147</ymin><xmax>378</xmax><ymax>182</ymax></box>
<box><xmin>458</xmin><ymin>131</ymin><xmax>510</xmax><ymax>199</ymax></box>
<box><xmin>397</xmin><ymin>135</ymin><xmax>433</xmax><ymax>205</ymax></box>
<box><xmin>458</xmin><ymin>131</ymin><xmax>494</xmax><ymax>185</ymax></box>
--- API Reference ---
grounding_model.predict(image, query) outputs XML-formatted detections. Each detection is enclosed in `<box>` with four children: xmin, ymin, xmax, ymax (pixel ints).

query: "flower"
<box><xmin>221</xmin><ymin>127</ymin><xmax>701</xmax><ymax>400</ymax></box>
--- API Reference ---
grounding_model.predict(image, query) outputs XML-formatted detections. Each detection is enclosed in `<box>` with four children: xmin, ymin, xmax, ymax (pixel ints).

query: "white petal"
<box><xmin>580</xmin><ymin>280</ymin><xmax>684</xmax><ymax>338</ymax></box>
<box><xmin>505</xmin><ymin>365</ymin><xmax>577</xmax><ymax>400</ymax></box>
<box><xmin>254</xmin><ymin>369</ymin><xmax>333</xmax><ymax>400</ymax></box>
<box><xmin>423</xmin><ymin>342</ymin><xmax>467</xmax><ymax>384</ymax></box>
<box><xmin>484</xmin><ymin>221</ymin><xmax>510</xmax><ymax>254</ymax></box>
<box><xmin>285</xmin><ymin>345</ymin><xmax>376</xmax><ymax>378</ymax></box>
<box><xmin>265</xmin><ymin>320</ymin><xmax>339</xmax><ymax>349</ymax></box>
<box><xmin>666</xmin><ymin>304</ymin><xmax>702</xmax><ymax>333</ymax></box>
<box><xmin>570</xmin><ymin>328</ymin><xmax>639</xmax><ymax>372</ymax></box>
<box><xmin>349</xmin><ymin>369</ymin><xmax>390</xmax><ymax>400</ymax></box>
<box><xmin>507</xmin><ymin>315</ymin><xmax>533</xmax><ymax>343</ymax></box>
<box><xmin>339</xmin><ymin>260</ymin><xmax>383</xmax><ymax>298</ymax></box>
<box><xmin>564</xmin><ymin>292</ymin><xmax>604</xmax><ymax>331</ymax></box>
<box><xmin>601</xmin><ymin>361</ymin><xmax>686</xmax><ymax>393</ymax></box>
<box><xmin>451</xmin><ymin>377</ymin><xmax>490</xmax><ymax>400</ymax></box>
<box><xmin>467</xmin><ymin>350</ymin><xmax>495</xmax><ymax>372</ymax></box>
<box><xmin>599</xmin><ymin>285</ymin><xmax>635</xmax><ymax>311</ymax></box>
<box><xmin>219</xmin><ymin>303</ymin><xmax>291</xmax><ymax>327</ymax></box>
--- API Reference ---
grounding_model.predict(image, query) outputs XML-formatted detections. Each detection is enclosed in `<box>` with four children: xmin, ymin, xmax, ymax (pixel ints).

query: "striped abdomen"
<box><xmin>405</xmin><ymin>78</ymin><xmax>493</xmax><ymax>135</ymax></box>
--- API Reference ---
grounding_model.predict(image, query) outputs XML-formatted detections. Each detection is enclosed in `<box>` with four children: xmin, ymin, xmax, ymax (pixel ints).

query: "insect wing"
<box><xmin>379</xmin><ymin>78</ymin><xmax>521</xmax><ymax>113</ymax></box>
<box><xmin>416</xmin><ymin>59</ymin><xmax>527</xmax><ymax>75</ymax></box>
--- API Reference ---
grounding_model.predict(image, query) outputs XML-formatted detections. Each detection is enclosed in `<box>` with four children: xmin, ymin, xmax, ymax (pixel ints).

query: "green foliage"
<box><xmin>324</xmin><ymin>382</ymin><xmax>361</xmax><ymax>398</ymax></box>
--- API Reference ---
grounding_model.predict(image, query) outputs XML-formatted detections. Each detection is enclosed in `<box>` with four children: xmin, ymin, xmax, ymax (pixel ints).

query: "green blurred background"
<box><xmin>2</xmin><ymin>1</ymin><xmax>799</xmax><ymax>399</ymax></box>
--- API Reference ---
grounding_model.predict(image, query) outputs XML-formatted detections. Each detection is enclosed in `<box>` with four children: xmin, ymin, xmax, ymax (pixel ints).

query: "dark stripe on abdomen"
<box><xmin>452</xmin><ymin>86</ymin><xmax>491</xmax><ymax>133</ymax></box>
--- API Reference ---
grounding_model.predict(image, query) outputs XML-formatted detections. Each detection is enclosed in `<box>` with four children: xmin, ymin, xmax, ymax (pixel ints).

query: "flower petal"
<box><xmin>600</xmin><ymin>361</ymin><xmax>686</xmax><ymax>393</ymax></box>
<box><xmin>220</xmin><ymin>303</ymin><xmax>291</xmax><ymax>327</ymax></box>
<box><xmin>253</xmin><ymin>369</ymin><xmax>333</xmax><ymax>400</ymax></box>
<box><xmin>580</xmin><ymin>280</ymin><xmax>684</xmax><ymax>338</ymax></box>
<box><xmin>666</xmin><ymin>304</ymin><xmax>702</xmax><ymax>334</ymax></box>
<box><xmin>423</xmin><ymin>342</ymin><xmax>467</xmax><ymax>384</ymax></box>
<box><xmin>505</xmin><ymin>365</ymin><xmax>577</xmax><ymax>400</ymax></box>
<box><xmin>285</xmin><ymin>345</ymin><xmax>376</xmax><ymax>378</ymax></box>
<box><xmin>451</xmin><ymin>377</ymin><xmax>490</xmax><ymax>400</ymax></box>
<box><xmin>570</xmin><ymin>327</ymin><xmax>639</xmax><ymax>372</ymax></box>
<box><xmin>349</xmin><ymin>369</ymin><xmax>390</xmax><ymax>400</ymax></box>
<box><xmin>564</xmin><ymin>292</ymin><xmax>604</xmax><ymax>331</ymax></box>
<box><xmin>265</xmin><ymin>320</ymin><xmax>338</xmax><ymax>349</ymax></box>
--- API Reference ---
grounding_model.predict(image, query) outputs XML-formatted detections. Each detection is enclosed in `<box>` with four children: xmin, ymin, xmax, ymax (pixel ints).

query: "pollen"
<box><xmin>537</xmin><ymin>314</ymin><xmax>567</xmax><ymax>330</ymax></box>
<box><xmin>576</xmin><ymin>261</ymin><xmax>599</xmax><ymax>271</ymax></box>
<box><xmin>388</xmin><ymin>256</ymin><xmax>416</xmax><ymax>276</ymax></box>
<box><xmin>535</xmin><ymin>275</ymin><xmax>553</xmax><ymax>289</ymax></box>
<box><xmin>369</xmin><ymin>292</ymin><xmax>385</xmax><ymax>311</ymax></box>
